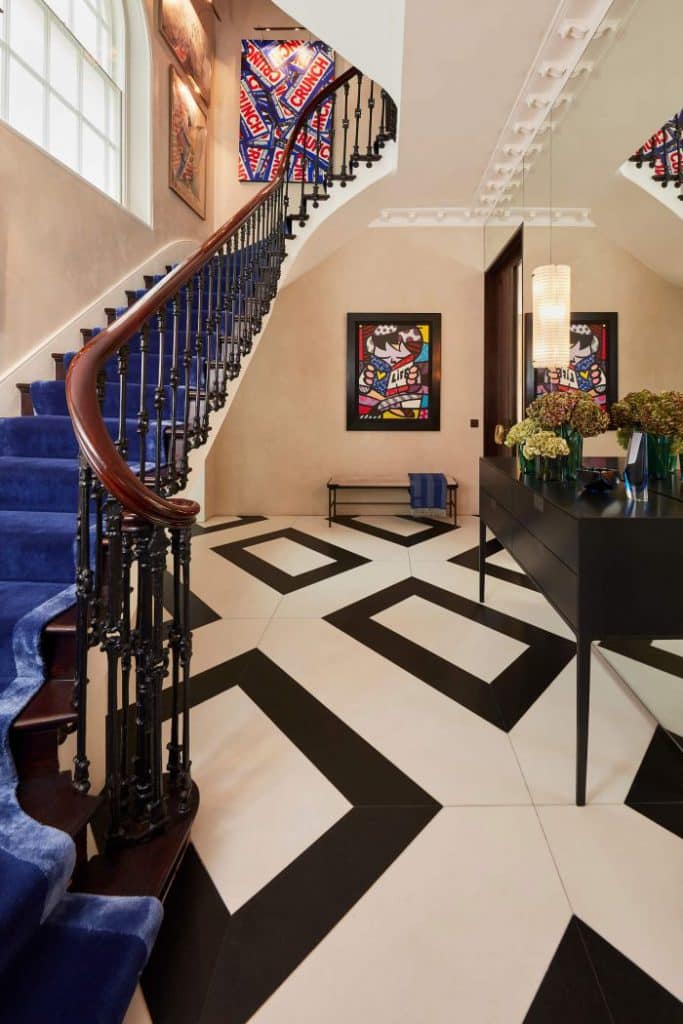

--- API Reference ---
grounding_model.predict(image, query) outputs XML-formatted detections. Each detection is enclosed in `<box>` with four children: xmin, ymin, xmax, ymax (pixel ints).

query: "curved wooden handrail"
<box><xmin>66</xmin><ymin>66</ymin><xmax>359</xmax><ymax>528</ymax></box>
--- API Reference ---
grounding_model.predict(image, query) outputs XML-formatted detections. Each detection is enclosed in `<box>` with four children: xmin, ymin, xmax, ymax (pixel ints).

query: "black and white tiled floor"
<box><xmin>125</xmin><ymin>514</ymin><xmax>683</xmax><ymax>1024</ymax></box>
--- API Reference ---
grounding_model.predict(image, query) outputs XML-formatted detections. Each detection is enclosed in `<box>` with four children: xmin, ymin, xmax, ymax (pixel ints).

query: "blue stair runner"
<box><xmin>0</xmin><ymin>265</ymin><xmax>206</xmax><ymax>1021</ymax></box>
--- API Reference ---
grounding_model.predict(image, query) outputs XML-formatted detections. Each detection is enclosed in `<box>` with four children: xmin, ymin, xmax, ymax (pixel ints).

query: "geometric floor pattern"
<box><xmin>126</xmin><ymin>514</ymin><xmax>683</xmax><ymax>1024</ymax></box>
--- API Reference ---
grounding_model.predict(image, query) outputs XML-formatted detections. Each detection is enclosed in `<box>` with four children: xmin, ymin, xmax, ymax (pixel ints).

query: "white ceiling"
<box><xmin>379</xmin><ymin>0</ymin><xmax>563</xmax><ymax>207</ymax></box>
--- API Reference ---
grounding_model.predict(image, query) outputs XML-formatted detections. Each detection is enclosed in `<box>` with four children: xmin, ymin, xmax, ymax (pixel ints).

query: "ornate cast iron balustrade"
<box><xmin>630</xmin><ymin>110</ymin><xmax>683</xmax><ymax>198</ymax></box>
<box><xmin>66</xmin><ymin>68</ymin><xmax>397</xmax><ymax>847</ymax></box>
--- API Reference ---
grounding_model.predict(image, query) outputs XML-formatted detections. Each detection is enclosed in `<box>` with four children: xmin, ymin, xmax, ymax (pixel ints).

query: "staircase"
<box><xmin>0</xmin><ymin>66</ymin><xmax>396</xmax><ymax>1022</ymax></box>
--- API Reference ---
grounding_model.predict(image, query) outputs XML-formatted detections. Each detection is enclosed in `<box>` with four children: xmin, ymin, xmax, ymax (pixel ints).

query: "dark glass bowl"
<box><xmin>577</xmin><ymin>467</ymin><xmax>620</xmax><ymax>494</ymax></box>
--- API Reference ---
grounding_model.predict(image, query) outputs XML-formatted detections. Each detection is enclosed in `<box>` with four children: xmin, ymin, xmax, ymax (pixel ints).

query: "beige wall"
<box><xmin>523</xmin><ymin>227</ymin><xmax>683</xmax><ymax>457</ymax></box>
<box><xmin>0</xmin><ymin>0</ymin><xmax>215</xmax><ymax>376</ymax></box>
<box><xmin>206</xmin><ymin>228</ymin><xmax>484</xmax><ymax>516</ymax></box>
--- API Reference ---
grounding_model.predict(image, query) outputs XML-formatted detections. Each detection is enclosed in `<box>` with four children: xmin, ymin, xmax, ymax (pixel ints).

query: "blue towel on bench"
<box><xmin>409</xmin><ymin>473</ymin><xmax>447</xmax><ymax>515</ymax></box>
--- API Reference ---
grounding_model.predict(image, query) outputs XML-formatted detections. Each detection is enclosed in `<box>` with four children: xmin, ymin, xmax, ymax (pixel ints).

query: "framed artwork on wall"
<box><xmin>346</xmin><ymin>313</ymin><xmax>442</xmax><ymax>431</ymax></box>
<box><xmin>524</xmin><ymin>311</ymin><xmax>618</xmax><ymax>413</ymax></box>
<box><xmin>169</xmin><ymin>66</ymin><xmax>207</xmax><ymax>219</ymax></box>
<box><xmin>239</xmin><ymin>40</ymin><xmax>335</xmax><ymax>182</ymax></box>
<box><xmin>159</xmin><ymin>0</ymin><xmax>213</xmax><ymax>106</ymax></box>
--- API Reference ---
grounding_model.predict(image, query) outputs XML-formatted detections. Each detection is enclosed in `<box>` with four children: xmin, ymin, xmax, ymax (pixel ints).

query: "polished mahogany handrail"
<box><xmin>66</xmin><ymin>66</ymin><xmax>359</xmax><ymax>528</ymax></box>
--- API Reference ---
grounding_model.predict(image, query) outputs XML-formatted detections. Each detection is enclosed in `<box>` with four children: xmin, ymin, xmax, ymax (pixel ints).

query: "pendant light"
<box><xmin>531</xmin><ymin>106</ymin><xmax>570</xmax><ymax>370</ymax></box>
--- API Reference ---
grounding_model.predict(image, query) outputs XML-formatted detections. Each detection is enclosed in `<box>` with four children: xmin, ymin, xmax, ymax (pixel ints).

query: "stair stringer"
<box><xmin>183</xmin><ymin>143</ymin><xmax>398</xmax><ymax>518</ymax></box>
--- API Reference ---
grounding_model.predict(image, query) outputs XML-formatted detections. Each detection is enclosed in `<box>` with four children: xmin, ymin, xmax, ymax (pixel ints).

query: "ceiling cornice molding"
<box><xmin>370</xmin><ymin>207</ymin><xmax>594</xmax><ymax>228</ymax></box>
<box><xmin>473</xmin><ymin>0</ymin><xmax>635</xmax><ymax>214</ymax></box>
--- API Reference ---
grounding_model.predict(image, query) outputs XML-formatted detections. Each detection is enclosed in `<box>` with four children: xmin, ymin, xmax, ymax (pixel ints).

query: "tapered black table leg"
<box><xmin>478</xmin><ymin>518</ymin><xmax>486</xmax><ymax>603</ymax></box>
<box><xmin>576</xmin><ymin>634</ymin><xmax>591</xmax><ymax>806</ymax></box>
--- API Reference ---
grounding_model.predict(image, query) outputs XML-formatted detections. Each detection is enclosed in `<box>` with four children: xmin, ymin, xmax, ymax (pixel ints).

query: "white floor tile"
<box><xmin>292</xmin><ymin>516</ymin><xmax>412</xmax><ymax>565</ymax></box>
<box><xmin>511</xmin><ymin>654</ymin><xmax>655</xmax><ymax>805</ymax></box>
<box><xmin>251</xmin><ymin>808</ymin><xmax>571</xmax><ymax>1024</ymax></box>
<box><xmin>353</xmin><ymin>515</ymin><xmax>433</xmax><ymax>536</ymax></box>
<box><xmin>190</xmin><ymin>547</ymin><xmax>282</xmax><ymax>619</ymax></box>
<box><xmin>260</xmin><ymin>618</ymin><xmax>531</xmax><ymax>806</ymax></box>
<box><xmin>407</xmin><ymin>518</ymin><xmax>481</xmax><ymax>563</ymax></box>
<box><xmin>122</xmin><ymin>987</ymin><xmax>152</xmax><ymax>1024</ymax></box>
<box><xmin>274</xmin><ymin>560</ymin><xmax>410</xmax><ymax>620</ymax></box>
<box><xmin>248</xmin><ymin>536</ymin><xmax>335</xmax><ymax>575</ymax></box>
<box><xmin>189</xmin><ymin>618</ymin><xmax>269</xmax><ymax>676</ymax></box>
<box><xmin>539</xmin><ymin>804</ymin><xmax>683</xmax><ymax>999</ymax></box>
<box><xmin>412</xmin><ymin>559</ymin><xmax>574</xmax><ymax>641</ymax></box>
<box><xmin>188</xmin><ymin>688</ymin><xmax>351</xmax><ymax>913</ymax></box>
<box><xmin>373</xmin><ymin>593</ymin><xmax>528</xmax><ymax>683</ymax></box>
<box><xmin>598</xmin><ymin>646</ymin><xmax>683</xmax><ymax>739</ymax></box>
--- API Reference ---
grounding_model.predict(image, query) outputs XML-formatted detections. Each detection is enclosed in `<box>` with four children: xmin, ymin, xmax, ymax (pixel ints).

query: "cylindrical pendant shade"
<box><xmin>531</xmin><ymin>264</ymin><xmax>571</xmax><ymax>369</ymax></box>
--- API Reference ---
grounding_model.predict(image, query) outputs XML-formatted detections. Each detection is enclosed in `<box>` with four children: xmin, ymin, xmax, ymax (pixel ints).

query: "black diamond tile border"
<box><xmin>212</xmin><ymin>527</ymin><xmax>369</xmax><ymax>594</ymax></box>
<box><xmin>625</xmin><ymin>726</ymin><xmax>683</xmax><ymax>840</ymax></box>
<box><xmin>450</xmin><ymin>537</ymin><xmax>538</xmax><ymax>591</ymax></box>
<box><xmin>162</xmin><ymin>571</ymin><xmax>220</xmax><ymax>630</ymax></box>
<box><xmin>524</xmin><ymin>916</ymin><xmax>683</xmax><ymax>1023</ymax></box>
<box><xmin>325</xmin><ymin>577</ymin><xmax>575</xmax><ymax>730</ymax></box>
<box><xmin>142</xmin><ymin>649</ymin><xmax>439</xmax><ymax>1024</ymax></box>
<box><xmin>334</xmin><ymin>514</ymin><xmax>457</xmax><ymax>547</ymax></box>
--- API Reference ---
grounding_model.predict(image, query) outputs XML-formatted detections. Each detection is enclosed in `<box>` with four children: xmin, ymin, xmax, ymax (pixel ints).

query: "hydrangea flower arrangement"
<box><xmin>504</xmin><ymin>418</ymin><xmax>540</xmax><ymax>448</ymax></box>
<box><xmin>569</xmin><ymin>395</ymin><xmax>610</xmax><ymax>437</ymax></box>
<box><xmin>527</xmin><ymin>392</ymin><xmax>609</xmax><ymax>438</ymax></box>
<box><xmin>523</xmin><ymin>431</ymin><xmax>570</xmax><ymax>459</ymax></box>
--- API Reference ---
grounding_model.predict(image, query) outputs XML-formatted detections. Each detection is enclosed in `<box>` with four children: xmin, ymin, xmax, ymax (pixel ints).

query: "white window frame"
<box><xmin>0</xmin><ymin>0</ymin><xmax>152</xmax><ymax>223</ymax></box>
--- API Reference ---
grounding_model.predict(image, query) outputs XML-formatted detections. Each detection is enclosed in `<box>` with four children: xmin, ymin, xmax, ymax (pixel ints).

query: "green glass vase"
<box><xmin>647</xmin><ymin>434</ymin><xmax>674</xmax><ymax>479</ymax></box>
<box><xmin>560</xmin><ymin>425</ymin><xmax>583</xmax><ymax>480</ymax></box>
<box><xmin>535</xmin><ymin>455</ymin><xmax>566</xmax><ymax>483</ymax></box>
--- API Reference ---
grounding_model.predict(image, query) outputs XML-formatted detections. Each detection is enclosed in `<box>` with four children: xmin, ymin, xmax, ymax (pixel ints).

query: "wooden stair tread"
<box><xmin>13</xmin><ymin>679</ymin><xmax>76</xmax><ymax>732</ymax></box>
<box><xmin>18</xmin><ymin>771</ymin><xmax>101</xmax><ymax>837</ymax></box>
<box><xmin>76</xmin><ymin>784</ymin><xmax>199</xmax><ymax>900</ymax></box>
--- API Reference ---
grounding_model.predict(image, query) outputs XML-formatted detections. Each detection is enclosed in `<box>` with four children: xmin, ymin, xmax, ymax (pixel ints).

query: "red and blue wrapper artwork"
<box><xmin>239</xmin><ymin>40</ymin><xmax>335</xmax><ymax>183</ymax></box>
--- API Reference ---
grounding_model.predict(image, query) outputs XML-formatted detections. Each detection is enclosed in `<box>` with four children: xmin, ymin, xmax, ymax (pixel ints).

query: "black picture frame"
<box><xmin>346</xmin><ymin>313</ymin><xmax>442</xmax><ymax>431</ymax></box>
<box><xmin>524</xmin><ymin>311</ymin><xmax>618</xmax><ymax>418</ymax></box>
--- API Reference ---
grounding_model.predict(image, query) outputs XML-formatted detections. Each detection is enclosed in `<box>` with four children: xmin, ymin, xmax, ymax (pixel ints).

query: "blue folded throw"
<box><xmin>409</xmin><ymin>473</ymin><xmax>447</xmax><ymax>514</ymax></box>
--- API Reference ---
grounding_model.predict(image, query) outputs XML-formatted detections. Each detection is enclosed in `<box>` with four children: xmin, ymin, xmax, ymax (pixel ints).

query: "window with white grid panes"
<box><xmin>0</xmin><ymin>0</ymin><xmax>123</xmax><ymax>201</ymax></box>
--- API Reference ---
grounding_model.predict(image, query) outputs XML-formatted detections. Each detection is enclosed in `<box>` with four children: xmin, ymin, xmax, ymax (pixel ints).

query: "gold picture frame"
<box><xmin>159</xmin><ymin>0</ymin><xmax>213</xmax><ymax>106</ymax></box>
<box><xmin>169</xmin><ymin>66</ymin><xmax>207</xmax><ymax>219</ymax></box>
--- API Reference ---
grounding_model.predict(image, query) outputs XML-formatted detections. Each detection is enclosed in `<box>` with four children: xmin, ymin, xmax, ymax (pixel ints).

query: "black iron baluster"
<box><xmin>201</xmin><ymin>259</ymin><xmax>213</xmax><ymax>442</ymax></box>
<box><xmin>227</xmin><ymin>234</ymin><xmax>238</xmax><ymax>380</ymax></box>
<box><xmin>149</xmin><ymin>525</ymin><xmax>169</xmax><ymax>828</ymax></box>
<box><xmin>193</xmin><ymin>267</ymin><xmax>204</xmax><ymax>444</ymax></box>
<box><xmin>299</xmin><ymin>119</ymin><xmax>307</xmax><ymax>225</ymax></box>
<box><xmin>167</xmin><ymin>295</ymin><xmax>180</xmax><ymax>495</ymax></box>
<box><xmin>137</xmin><ymin>321</ymin><xmax>150</xmax><ymax>482</ymax></box>
<box><xmin>312</xmin><ymin>101</ymin><xmax>322</xmax><ymax>207</ymax></box>
<box><xmin>326</xmin><ymin>92</ymin><xmax>337</xmax><ymax>188</ymax></box>
<box><xmin>167</xmin><ymin>528</ymin><xmax>183</xmax><ymax>785</ymax></box>
<box><xmin>153</xmin><ymin>310</ymin><xmax>166</xmax><ymax>494</ymax></box>
<box><xmin>377</xmin><ymin>89</ymin><xmax>387</xmax><ymax>149</ymax></box>
<box><xmin>180</xmin><ymin>282</ymin><xmax>193</xmax><ymax>486</ymax></box>
<box><xmin>73</xmin><ymin>455</ymin><xmax>93</xmax><ymax>794</ymax></box>
<box><xmin>119</xmin><ymin>521</ymin><xmax>134</xmax><ymax>822</ymax></box>
<box><xmin>212</xmin><ymin>250</ymin><xmax>223</xmax><ymax>409</ymax></box>
<box><xmin>351</xmin><ymin>72</ymin><xmax>363</xmax><ymax>168</ymax></box>
<box><xmin>102</xmin><ymin>493</ymin><xmax>123</xmax><ymax>839</ymax></box>
<box><xmin>365</xmin><ymin>80</ymin><xmax>376</xmax><ymax>166</ymax></box>
<box><xmin>116</xmin><ymin>343</ymin><xmax>129</xmax><ymax>459</ymax></box>
<box><xmin>174</xmin><ymin>524</ymin><xmax>193</xmax><ymax>814</ymax></box>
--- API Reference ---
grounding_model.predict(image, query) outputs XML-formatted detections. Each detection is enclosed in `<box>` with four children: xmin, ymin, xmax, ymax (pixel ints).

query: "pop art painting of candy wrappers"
<box><xmin>346</xmin><ymin>314</ymin><xmax>442</xmax><ymax>432</ymax></box>
<box><xmin>239</xmin><ymin>40</ymin><xmax>335</xmax><ymax>183</ymax></box>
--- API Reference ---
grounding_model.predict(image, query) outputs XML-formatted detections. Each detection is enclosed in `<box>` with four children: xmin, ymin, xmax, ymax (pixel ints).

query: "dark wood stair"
<box><xmin>76</xmin><ymin>783</ymin><xmax>200</xmax><ymax>901</ymax></box>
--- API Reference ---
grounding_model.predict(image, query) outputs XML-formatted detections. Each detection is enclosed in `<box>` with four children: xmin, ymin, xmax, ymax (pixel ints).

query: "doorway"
<box><xmin>483</xmin><ymin>228</ymin><xmax>523</xmax><ymax>457</ymax></box>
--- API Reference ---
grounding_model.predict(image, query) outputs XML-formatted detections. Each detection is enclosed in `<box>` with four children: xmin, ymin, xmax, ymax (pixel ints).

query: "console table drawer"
<box><xmin>512</xmin><ymin>487</ymin><xmax>578</xmax><ymax>571</ymax></box>
<box><xmin>513</xmin><ymin>528</ymin><xmax>578</xmax><ymax>628</ymax></box>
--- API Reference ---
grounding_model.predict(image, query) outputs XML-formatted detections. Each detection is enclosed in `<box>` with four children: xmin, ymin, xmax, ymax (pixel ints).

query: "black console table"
<box><xmin>479</xmin><ymin>456</ymin><xmax>683</xmax><ymax>805</ymax></box>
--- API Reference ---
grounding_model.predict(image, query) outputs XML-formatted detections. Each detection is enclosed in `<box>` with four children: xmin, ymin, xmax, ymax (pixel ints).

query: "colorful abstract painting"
<box><xmin>525</xmin><ymin>312</ymin><xmax>618</xmax><ymax>411</ymax></box>
<box><xmin>347</xmin><ymin>314</ymin><xmax>442</xmax><ymax>431</ymax></box>
<box><xmin>169</xmin><ymin>66</ymin><xmax>207</xmax><ymax>218</ymax></box>
<box><xmin>160</xmin><ymin>0</ymin><xmax>213</xmax><ymax>105</ymax></box>
<box><xmin>239</xmin><ymin>40</ymin><xmax>335</xmax><ymax>182</ymax></box>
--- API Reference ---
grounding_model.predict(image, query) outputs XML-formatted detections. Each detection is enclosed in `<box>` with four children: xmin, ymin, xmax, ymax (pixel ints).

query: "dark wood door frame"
<box><xmin>484</xmin><ymin>227</ymin><xmax>523</xmax><ymax>457</ymax></box>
